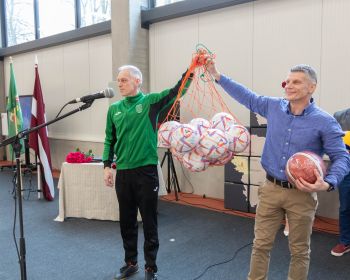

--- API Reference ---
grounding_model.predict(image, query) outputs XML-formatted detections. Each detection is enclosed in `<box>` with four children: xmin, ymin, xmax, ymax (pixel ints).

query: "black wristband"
<box><xmin>103</xmin><ymin>161</ymin><xmax>112</xmax><ymax>169</ymax></box>
<box><xmin>326</xmin><ymin>183</ymin><xmax>335</xmax><ymax>192</ymax></box>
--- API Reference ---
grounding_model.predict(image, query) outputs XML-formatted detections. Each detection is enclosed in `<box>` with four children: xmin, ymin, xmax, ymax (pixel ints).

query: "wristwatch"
<box><xmin>326</xmin><ymin>183</ymin><xmax>335</xmax><ymax>192</ymax></box>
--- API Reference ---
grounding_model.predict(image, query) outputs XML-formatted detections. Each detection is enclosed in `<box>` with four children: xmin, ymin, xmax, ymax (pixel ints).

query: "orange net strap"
<box><xmin>163</xmin><ymin>46</ymin><xmax>242</xmax><ymax>125</ymax></box>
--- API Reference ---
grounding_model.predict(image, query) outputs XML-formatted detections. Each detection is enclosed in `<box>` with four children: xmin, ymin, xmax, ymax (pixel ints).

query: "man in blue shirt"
<box><xmin>206</xmin><ymin>61</ymin><xmax>350</xmax><ymax>280</ymax></box>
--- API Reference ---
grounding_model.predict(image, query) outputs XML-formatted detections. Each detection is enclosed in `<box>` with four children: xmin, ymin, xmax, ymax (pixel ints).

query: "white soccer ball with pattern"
<box><xmin>196</xmin><ymin>128</ymin><xmax>229</xmax><ymax>160</ymax></box>
<box><xmin>210</xmin><ymin>150</ymin><xmax>234</xmax><ymax>166</ymax></box>
<box><xmin>170</xmin><ymin>148</ymin><xmax>184</xmax><ymax>162</ymax></box>
<box><xmin>158</xmin><ymin>121</ymin><xmax>180</xmax><ymax>148</ymax></box>
<box><xmin>182</xmin><ymin>151</ymin><xmax>209</xmax><ymax>172</ymax></box>
<box><xmin>210</xmin><ymin>112</ymin><xmax>236</xmax><ymax>132</ymax></box>
<box><xmin>171</xmin><ymin>124</ymin><xmax>200</xmax><ymax>153</ymax></box>
<box><xmin>226</xmin><ymin>124</ymin><xmax>250</xmax><ymax>153</ymax></box>
<box><xmin>189</xmin><ymin>118</ymin><xmax>211</xmax><ymax>137</ymax></box>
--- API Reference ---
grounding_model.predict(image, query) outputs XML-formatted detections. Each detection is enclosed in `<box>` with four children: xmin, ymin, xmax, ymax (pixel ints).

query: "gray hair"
<box><xmin>290</xmin><ymin>64</ymin><xmax>317</xmax><ymax>84</ymax></box>
<box><xmin>118</xmin><ymin>65</ymin><xmax>143</xmax><ymax>85</ymax></box>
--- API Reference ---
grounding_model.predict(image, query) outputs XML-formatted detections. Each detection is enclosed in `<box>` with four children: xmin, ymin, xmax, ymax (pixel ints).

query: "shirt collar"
<box><xmin>282</xmin><ymin>98</ymin><xmax>315</xmax><ymax>116</ymax></box>
<box><xmin>125</xmin><ymin>92</ymin><xmax>142</xmax><ymax>103</ymax></box>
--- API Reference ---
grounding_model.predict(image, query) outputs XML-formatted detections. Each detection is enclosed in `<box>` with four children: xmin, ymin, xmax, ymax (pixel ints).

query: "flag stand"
<box><xmin>0</xmin><ymin>101</ymin><xmax>95</xmax><ymax>280</ymax></box>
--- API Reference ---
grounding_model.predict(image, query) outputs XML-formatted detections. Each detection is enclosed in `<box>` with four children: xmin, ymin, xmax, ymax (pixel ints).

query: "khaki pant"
<box><xmin>248</xmin><ymin>180</ymin><xmax>318</xmax><ymax>280</ymax></box>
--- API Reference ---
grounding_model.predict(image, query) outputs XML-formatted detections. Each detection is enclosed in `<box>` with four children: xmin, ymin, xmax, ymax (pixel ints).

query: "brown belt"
<box><xmin>266</xmin><ymin>174</ymin><xmax>294</xmax><ymax>189</ymax></box>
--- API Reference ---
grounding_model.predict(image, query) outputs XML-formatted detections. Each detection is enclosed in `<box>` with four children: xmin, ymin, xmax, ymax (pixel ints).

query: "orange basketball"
<box><xmin>285</xmin><ymin>151</ymin><xmax>326</xmax><ymax>184</ymax></box>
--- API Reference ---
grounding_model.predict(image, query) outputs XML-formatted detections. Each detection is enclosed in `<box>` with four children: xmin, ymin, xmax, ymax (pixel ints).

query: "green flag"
<box><xmin>6</xmin><ymin>62</ymin><xmax>24</xmax><ymax>157</ymax></box>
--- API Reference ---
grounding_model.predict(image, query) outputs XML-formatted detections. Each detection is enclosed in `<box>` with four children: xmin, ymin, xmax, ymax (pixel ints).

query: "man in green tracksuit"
<box><xmin>103</xmin><ymin>65</ymin><xmax>193</xmax><ymax>280</ymax></box>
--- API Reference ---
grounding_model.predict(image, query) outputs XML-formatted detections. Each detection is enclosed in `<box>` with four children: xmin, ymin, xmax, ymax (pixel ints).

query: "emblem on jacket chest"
<box><xmin>135</xmin><ymin>104</ymin><xmax>143</xmax><ymax>113</ymax></box>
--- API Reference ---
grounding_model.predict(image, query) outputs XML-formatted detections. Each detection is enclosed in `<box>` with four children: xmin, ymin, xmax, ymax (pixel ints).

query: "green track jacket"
<box><xmin>102</xmin><ymin>71</ymin><xmax>192</xmax><ymax>170</ymax></box>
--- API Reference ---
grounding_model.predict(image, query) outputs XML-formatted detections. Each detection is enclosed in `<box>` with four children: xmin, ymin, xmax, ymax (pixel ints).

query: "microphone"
<box><xmin>68</xmin><ymin>88</ymin><xmax>115</xmax><ymax>104</ymax></box>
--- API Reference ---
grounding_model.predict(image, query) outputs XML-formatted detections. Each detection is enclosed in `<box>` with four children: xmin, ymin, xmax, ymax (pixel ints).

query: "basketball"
<box><xmin>285</xmin><ymin>151</ymin><xmax>326</xmax><ymax>184</ymax></box>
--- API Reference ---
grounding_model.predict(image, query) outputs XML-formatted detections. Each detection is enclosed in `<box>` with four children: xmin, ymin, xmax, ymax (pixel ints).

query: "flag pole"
<box><xmin>34</xmin><ymin>55</ymin><xmax>42</xmax><ymax>199</ymax></box>
<box><xmin>10</xmin><ymin>59</ymin><xmax>23</xmax><ymax>195</ymax></box>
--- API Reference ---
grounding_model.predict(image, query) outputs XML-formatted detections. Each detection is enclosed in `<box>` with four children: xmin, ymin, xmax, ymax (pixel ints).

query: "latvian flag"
<box><xmin>29</xmin><ymin>64</ymin><xmax>55</xmax><ymax>201</ymax></box>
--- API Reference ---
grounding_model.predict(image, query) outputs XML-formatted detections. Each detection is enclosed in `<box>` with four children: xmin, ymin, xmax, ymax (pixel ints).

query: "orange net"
<box><xmin>158</xmin><ymin>45</ymin><xmax>250</xmax><ymax>172</ymax></box>
<box><xmin>162</xmin><ymin>44</ymin><xmax>240</xmax><ymax>125</ymax></box>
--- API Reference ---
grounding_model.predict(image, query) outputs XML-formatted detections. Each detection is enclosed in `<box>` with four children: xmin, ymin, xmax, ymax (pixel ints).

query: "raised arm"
<box><xmin>206</xmin><ymin>59</ymin><xmax>270</xmax><ymax>118</ymax></box>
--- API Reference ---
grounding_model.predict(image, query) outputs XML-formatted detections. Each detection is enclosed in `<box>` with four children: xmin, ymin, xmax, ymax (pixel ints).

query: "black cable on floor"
<box><xmin>191</xmin><ymin>242</ymin><xmax>253</xmax><ymax>280</ymax></box>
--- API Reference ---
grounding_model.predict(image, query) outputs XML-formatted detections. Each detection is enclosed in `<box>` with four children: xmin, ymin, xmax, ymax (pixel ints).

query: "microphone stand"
<box><xmin>0</xmin><ymin>101</ymin><xmax>94</xmax><ymax>280</ymax></box>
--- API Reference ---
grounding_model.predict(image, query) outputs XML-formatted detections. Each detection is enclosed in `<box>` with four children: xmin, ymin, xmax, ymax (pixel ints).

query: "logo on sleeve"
<box><xmin>114</xmin><ymin>112</ymin><xmax>121</xmax><ymax>116</ymax></box>
<box><xmin>135</xmin><ymin>104</ymin><xmax>143</xmax><ymax>113</ymax></box>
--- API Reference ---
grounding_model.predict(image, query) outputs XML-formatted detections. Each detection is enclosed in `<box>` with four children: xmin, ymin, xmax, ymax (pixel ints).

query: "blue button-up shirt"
<box><xmin>219</xmin><ymin>75</ymin><xmax>350</xmax><ymax>187</ymax></box>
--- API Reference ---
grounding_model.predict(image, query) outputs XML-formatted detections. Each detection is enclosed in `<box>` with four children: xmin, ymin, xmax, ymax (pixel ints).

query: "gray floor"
<box><xmin>0</xmin><ymin>169</ymin><xmax>349</xmax><ymax>280</ymax></box>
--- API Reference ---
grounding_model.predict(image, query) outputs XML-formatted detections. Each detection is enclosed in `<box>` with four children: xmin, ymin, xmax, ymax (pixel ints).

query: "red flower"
<box><xmin>66</xmin><ymin>152</ymin><xmax>93</xmax><ymax>163</ymax></box>
<box><xmin>111</xmin><ymin>162</ymin><xmax>117</xmax><ymax>169</ymax></box>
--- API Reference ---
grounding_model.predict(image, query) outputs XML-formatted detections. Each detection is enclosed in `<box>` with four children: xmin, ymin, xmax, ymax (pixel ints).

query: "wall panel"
<box><xmin>320</xmin><ymin>0</ymin><xmax>350</xmax><ymax>113</ymax></box>
<box><xmin>4</xmin><ymin>35</ymin><xmax>112</xmax><ymax>143</ymax></box>
<box><xmin>149</xmin><ymin>0</ymin><xmax>349</xmax><ymax>200</ymax></box>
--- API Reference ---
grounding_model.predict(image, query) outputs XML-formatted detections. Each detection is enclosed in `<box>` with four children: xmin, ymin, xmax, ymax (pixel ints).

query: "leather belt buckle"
<box><xmin>267</xmin><ymin>174</ymin><xmax>294</xmax><ymax>189</ymax></box>
<box><xmin>282</xmin><ymin>180</ymin><xmax>293</xmax><ymax>189</ymax></box>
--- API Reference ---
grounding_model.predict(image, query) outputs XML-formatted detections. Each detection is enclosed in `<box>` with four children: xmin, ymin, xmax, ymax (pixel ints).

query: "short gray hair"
<box><xmin>290</xmin><ymin>64</ymin><xmax>317</xmax><ymax>84</ymax></box>
<box><xmin>118</xmin><ymin>65</ymin><xmax>143</xmax><ymax>85</ymax></box>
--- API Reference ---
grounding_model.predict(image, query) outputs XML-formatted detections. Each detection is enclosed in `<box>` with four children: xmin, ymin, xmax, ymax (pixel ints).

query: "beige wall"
<box><xmin>3</xmin><ymin>34</ymin><xmax>113</xmax><ymax>169</ymax></box>
<box><xmin>149</xmin><ymin>0</ymin><xmax>350</xmax><ymax>212</ymax></box>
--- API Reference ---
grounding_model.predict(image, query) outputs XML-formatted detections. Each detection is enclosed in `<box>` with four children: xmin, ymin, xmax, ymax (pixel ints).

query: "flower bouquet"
<box><xmin>66</xmin><ymin>148</ymin><xmax>94</xmax><ymax>163</ymax></box>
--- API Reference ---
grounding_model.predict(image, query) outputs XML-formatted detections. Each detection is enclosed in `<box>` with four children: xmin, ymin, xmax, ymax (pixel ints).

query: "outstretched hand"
<box><xmin>205</xmin><ymin>58</ymin><xmax>221</xmax><ymax>82</ymax></box>
<box><xmin>191</xmin><ymin>48</ymin><xmax>221</xmax><ymax>81</ymax></box>
<box><xmin>294</xmin><ymin>169</ymin><xmax>330</xmax><ymax>192</ymax></box>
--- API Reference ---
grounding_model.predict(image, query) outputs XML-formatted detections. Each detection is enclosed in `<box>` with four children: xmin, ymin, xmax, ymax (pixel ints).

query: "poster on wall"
<box><xmin>19</xmin><ymin>95</ymin><xmax>32</xmax><ymax>130</ymax></box>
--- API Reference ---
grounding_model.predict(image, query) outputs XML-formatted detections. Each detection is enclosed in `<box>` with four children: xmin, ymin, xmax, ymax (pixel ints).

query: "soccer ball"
<box><xmin>171</xmin><ymin>124</ymin><xmax>200</xmax><ymax>153</ymax></box>
<box><xmin>285</xmin><ymin>151</ymin><xmax>326</xmax><ymax>184</ymax></box>
<box><xmin>182</xmin><ymin>151</ymin><xmax>209</xmax><ymax>172</ymax></box>
<box><xmin>189</xmin><ymin>118</ymin><xmax>211</xmax><ymax>137</ymax></box>
<box><xmin>210</xmin><ymin>112</ymin><xmax>236</xmax><ymax>132</ymax></box>
<box><xmin>226</xmin><ymin>124</ymin><xmax>250</xmax><ymax>153</ymax></box>
<box><xmin>170</xmin><ymin>148</ymin><xmax>184</xmax><ymax>162</ymax></box>
<box><xmin>196</xmin><ymin>128</ymin><xmax>229</xmax><ymax>160</ymax></box>
<box><xmin>158</xmin><ymin>121</ymin><xmax>180</xmax><ymax>148</ymax></box>
<box><xmin>209</xmin><ymin>150</ymin><xmax>234</xmax><ymax>166</ymax></box>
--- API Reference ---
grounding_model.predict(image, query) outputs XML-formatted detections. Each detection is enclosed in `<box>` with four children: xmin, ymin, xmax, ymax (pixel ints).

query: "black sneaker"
<box><xmin>144</xmin><ymin>268</ymin><xmax>157</xmax><ymax>280</ymax></box>
<box><xmin>114</xmin><ymin>263</ymin><xmax>139</xmax><ymax>279</ymax></box>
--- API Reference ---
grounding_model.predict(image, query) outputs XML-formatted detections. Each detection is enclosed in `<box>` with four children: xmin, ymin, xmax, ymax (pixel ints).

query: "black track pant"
<box><xmin>115</xmin><ymin>165</ymin><xmax>159</xmax><ymax>272</ymax></box>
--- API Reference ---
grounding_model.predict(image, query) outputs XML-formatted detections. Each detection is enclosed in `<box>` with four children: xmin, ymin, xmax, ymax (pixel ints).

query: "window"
<box><xmin>2</xmin><ymin>0</ymin><xmax>111</xmax><ymax>48</ymax></box>
<box><xmin>79</xmin><ymin>0</ymin><xmax>111</xmax><ymax>27</ymax></box>
<box><xmin>5</xmin><ymin>0</ymin><xmax>35</xmax><ymax>46</ymax></box>
<box><xmin>38</xmin><ymin>0</ymin><xmax>75</xmax><ymax>38</ymax></box>
<box><xmin>155</xmin><ymin>0</ymin><xmax>185</xmax><ymax>7</ymax></box>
